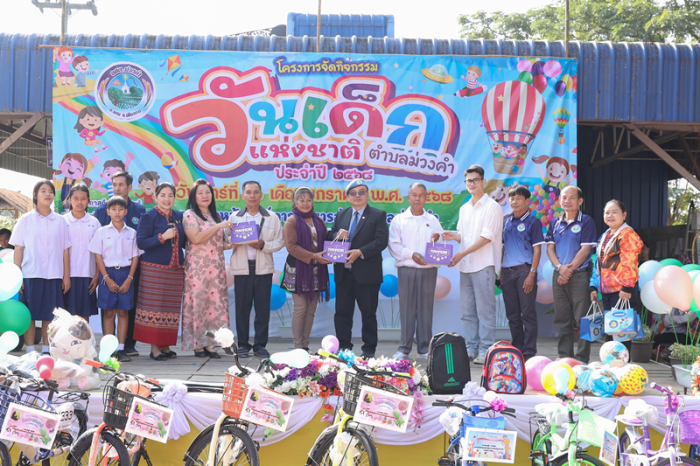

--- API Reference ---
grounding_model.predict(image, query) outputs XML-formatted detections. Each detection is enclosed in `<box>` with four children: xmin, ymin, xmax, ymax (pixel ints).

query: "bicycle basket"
<box><xmin>103</xmin><ymin>384</ymin><xmax>136</xmax><ymax>429</ymax></box>
<box><xmin>222</xmin><ymin>373</ymin><xmax>247</xmax><ymax>418</ymax></box>
<box><xmin>578</xmin><ymin>409</ymin><xmax>616</xmax><ymax>447</ymax></box>
<box><xmin>0</xmin><ymin>386</ymin><xmax>20</xmax><ymax>423</ymax></box>
<box><xmin>679</xmin><ymin>410</ymin><xmax>700</xmax><ymax>444</ymax></box>
<box><xmin>342</xmin><ymin>371</ymin><xmax>401</xmax><ymax>415</ymax></box>
<box><xmin>460</xmin><ymin>414</ymin><xmax>507</xmax><ymax>438</ymax></box>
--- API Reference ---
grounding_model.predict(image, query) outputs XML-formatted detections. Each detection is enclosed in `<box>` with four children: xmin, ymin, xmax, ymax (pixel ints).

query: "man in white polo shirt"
<box><xmin>444</xmin><ymin>165</ymin><xmax>503</xmax><ymax>365</ymax></box>
<box><xmin>388</xmin><ymin>182</ymin><xmax>443</xmax><ymax>360</ymax></box>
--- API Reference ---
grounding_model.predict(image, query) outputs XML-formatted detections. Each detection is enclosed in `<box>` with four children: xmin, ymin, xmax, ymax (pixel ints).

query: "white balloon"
<box><xmin>640</xmin><ymin>281</ymin><xmax>672</xmax><ymax>314</ymax></box>
<box><xmin>0</xmin><ymin>262</ymin><xmax>23</xmax><ymax>301</ymax></box>
<box><xmin>99</xmin><ymin>334</ymin><xmax>119</xmax><ymax>362</ymax></box>
<box><xmin>0</xmin><ymin>331</ymin><xmax>19</xmax><ymax>355</ymax></box>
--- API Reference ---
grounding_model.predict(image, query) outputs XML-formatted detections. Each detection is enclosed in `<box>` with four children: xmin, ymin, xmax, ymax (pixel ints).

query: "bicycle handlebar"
<box><xmin>650</xmin><ymin>382</ymin><xmax>674</xmax><ymax>396</ymax></box>
<box><xmin>0</xmin><ymin>366</ymin><xmax>59</xmax><ymax>393</ymax></box>
<box><xmin>431</xmin><ymin>399</ymin><xmax>516</xmax><ymax>417</ymax></box>
<box><xmin>317</xmin><ymin>350</ymin><xmax>411</xmax><ymax>379</ymax></box>
<box><xmin>83</xmin><ymin>359</ymin><xmax>160</xmax><ymax>386</ymax></box>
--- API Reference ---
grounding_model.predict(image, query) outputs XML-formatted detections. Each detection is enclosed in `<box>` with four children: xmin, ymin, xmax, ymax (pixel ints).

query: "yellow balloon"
<box><xmin>617</xmin><ymin>364</ymin><xmax>648</xmax><ymax>395</ymax></box>
<box><xmin>540</xmin><ymin>361</ymin><xmax>576</xmax><ymax>395</ymax></box>
<box><xmin>562</xmin><ymin>74</ymin><xmax>573</xmax><ymax>91</ymax></box>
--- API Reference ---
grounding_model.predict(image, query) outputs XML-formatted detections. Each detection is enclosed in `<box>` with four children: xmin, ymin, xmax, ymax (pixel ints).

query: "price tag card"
<box><xmin>0</xmin><ymin>402</ymin><xmax>61</xmax><ymax>449</ymax></box>
<box><xmin>353</xmin><ymin>386</ymin><xmax>413</xmax><ymax>433</ymax></box>
<box><xmin>239</xmin><ymin>388</ymin><xmax>294</xmax><ymax>432</ymax></box>
<box><xmin>124</xmin><ymin>398</ymin><xmax>174</xmax><ymax>444</ymax></box>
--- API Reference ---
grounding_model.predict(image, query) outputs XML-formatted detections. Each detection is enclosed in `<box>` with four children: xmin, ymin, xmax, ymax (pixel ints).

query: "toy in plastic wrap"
<box><xmin>47</xmin><ymin>308</ymin><xmax>100</xmax><ymax>390</ymax></box>
<box><xmin>588</xmin><ymin>369</ymin><xmax>618</xmax><ymax>398</ymax></box>
<box><xmin>599</xmin><ymin>341</ymin><xmax>629</xmax><ymax>368</ymax></box>
<box><xmin>573</xmin><ymin>365</ymin><xmax>592</xmax><ymax>392</ymax></box>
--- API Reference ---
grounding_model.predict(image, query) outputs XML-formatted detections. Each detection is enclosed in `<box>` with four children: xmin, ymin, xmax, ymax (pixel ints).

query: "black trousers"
<box><xmin>334</xmin><ymin>269</ymin><xmax>381</xmax><ymax>356</ymax></box>
<box><xmin>234</xmin><ymin>265</ymin><xmax>272</xmax><ymax>352</ymax></box>
<box><xmin>501</xmin><ymin>266</ymin><xmax>538</xmax><ymax>358</ymax></box>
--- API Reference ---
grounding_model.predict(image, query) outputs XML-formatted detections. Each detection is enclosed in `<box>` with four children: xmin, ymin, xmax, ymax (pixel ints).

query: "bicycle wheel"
<box><xmin>308</xmin><ymin>426</ymin><xmax>378</xmax><ymax>466</ymax></box>
<box><xmin>43</xmin><ymin>408</ymin><xmax>89</xmax><ymax>466</ymax></box>
<box><xmin>690</xmin><ymin>445</ymin><xmax>700</xmax><ymax>459</ymax></box>
<box><xmin>68</xmin><ymin>428</ymin><xmax>130</xmax><ymax>466</ymax></box>
<box><xmin>531</xmin><ymin>429</ymin><xmax>548</xmax><ymax>466</ymax></box>
<box><xmin>655</xmin><ymin>457</ymin><xmax>700</xmax><ymax>466</ymax></box>
<box><xmin>550</xmin><ymin>453</ymin><xmax>605</xmax><ymax>466</ymax></box>
<box><xmin>0</xmin><ymin>441</ymin><xmax>9</xmax><ymax>466</ymax></box>
<box><xmin>617</xmin><ymin>431</ymin><xmax>630</xmax><ymax>465</ymax></box>
<box><xmin>184</xmin><ymin>424</ymin><xmax>259</xmax><ymax>466</ymax></box>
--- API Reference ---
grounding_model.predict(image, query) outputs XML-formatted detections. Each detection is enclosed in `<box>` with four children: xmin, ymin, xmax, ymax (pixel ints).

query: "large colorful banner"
<box><xmin>52</xmin><ymin>48</ymin><xmax>577</xmax><ymax>230</ymax></box>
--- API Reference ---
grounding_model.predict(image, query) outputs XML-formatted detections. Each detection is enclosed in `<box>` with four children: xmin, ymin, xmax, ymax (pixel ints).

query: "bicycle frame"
<box><xmin>86</xmin><ymin>423</ymin><xmax>144</xmax><ymax>466</ymax></box>
<box><xmin>534</xmin><ymin>397</ymin><xmax>583</xmax><ymax>466</ymax></box>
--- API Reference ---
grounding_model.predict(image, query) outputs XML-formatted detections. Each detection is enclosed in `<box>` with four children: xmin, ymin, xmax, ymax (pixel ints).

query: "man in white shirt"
<box><xmin>388</xmin><ymin>183</ymin><xmax>443</xmax><ymax>360</ymax></box>
<box><xmin>444</xmin><ymin>165</ymin><xmax>503</xmax><ymax>365</ymax></box>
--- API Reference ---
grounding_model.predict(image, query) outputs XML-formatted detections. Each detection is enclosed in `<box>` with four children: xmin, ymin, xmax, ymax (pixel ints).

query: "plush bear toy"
<box><xmin>48</xmin><ymin>309</ymin><xmax>100</xmax><ymax>390</ymax></box>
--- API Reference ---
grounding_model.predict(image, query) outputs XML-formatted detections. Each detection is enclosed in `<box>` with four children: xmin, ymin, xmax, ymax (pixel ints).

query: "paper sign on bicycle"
<box><xmin>353</xmin><ymin>386</ymin><xmax>414</xmax><ymax>433</ymax></box>
<box><xmin>239</xmin><ymin>388</ymin><xmax>294</xmax><ymax>432</ymax></box>
<box><xmin>124</xmin><ymin>398</ymin><xmax>174</xmax><ymax>443</ymax></box>
<box><xmin>599</xmin><ymin>431</ymin><xmax>618</xmax><ymax>466</ymax></box>
<box><xmin>0</xmin><ymin>402</ymin><xmax>61</xmax><ymax>449</ymax></box>
<box><xmin>462</xmin><ymin>428</ymin><xmax>517</xmax><ymax>464</ymax></box>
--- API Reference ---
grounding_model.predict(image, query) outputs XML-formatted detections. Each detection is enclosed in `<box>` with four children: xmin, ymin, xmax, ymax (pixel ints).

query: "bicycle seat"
<box><xmin>270</xmin><ymin>349</ymin><xmax>310</xmax><ymax>368</ymax></box>
<box><xmin>618</xmin><ymin>399</ymin><xmax>659</xmax><ymax>426</ymax></box>
<box><xmin>614</xmin><ymin>414</ymin><xmax>644</xmax><ymax>426</ymax></box>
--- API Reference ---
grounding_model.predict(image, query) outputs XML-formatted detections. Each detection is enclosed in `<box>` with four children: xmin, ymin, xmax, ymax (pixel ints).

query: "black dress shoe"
<box><xmin>161</xmin><ymin>349</ymin><xmax>177</xmax><ymax>359</ymax></box>
<box><xmin>205</xmin><ymin>349</ymin><xmax>221</xmax><ymax>359</ymax></box>
<box><xmin>194</xmin><ymin>350</ymin><xmax>208</xmax><ymax>358</ymax></box>
<box><xmin>150</xmin><ymin>352</ymin><xmax>167</xmax><ymax>361</ymax></box>
<box><xmin>361</xmin><ymin>353</ymin><xmax>375</xmax><ymax>359</ymax></box>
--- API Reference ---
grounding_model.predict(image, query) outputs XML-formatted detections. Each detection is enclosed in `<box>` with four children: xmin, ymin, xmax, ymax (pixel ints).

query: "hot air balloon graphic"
<box><xmin>553</xmin><ymin>108</ymin><xmax>570</xmax><ymax>144</ymax></box>
<box><xmin>482</xmin><ymin>81</ymin><xmax>546</xmax><ymax>175</ymax></box>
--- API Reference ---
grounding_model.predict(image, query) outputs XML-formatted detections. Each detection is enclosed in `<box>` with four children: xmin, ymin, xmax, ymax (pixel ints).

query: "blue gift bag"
<box><xmin>580</xmin><ymin>302</ymin><xmax>604</xmax><ymax>342</ymax></box>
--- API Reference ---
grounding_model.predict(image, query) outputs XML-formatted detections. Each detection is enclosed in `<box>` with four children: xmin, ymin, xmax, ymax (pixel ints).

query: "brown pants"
<box><xmin>292</xmin><ymin>292</ymin><xmax>318</xmax><ymax>349</ymax></box>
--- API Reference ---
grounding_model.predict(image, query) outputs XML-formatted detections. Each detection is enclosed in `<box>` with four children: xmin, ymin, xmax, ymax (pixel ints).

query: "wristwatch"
<box><xmin>530</xmin><ymin>268</ymin><xmax>537</xmax><ymax>274</ymax></box>
<box><xmin>555</xmin><ymin>264</ymin><xmax>561</xmax><ymax>272</ymax></box>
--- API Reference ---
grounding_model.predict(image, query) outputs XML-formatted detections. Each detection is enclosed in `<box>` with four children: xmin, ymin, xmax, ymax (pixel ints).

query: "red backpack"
<box><xmin>480</xmin><ymin>341</ymin><xmax>526</xmax><ymax>394</ymax></box>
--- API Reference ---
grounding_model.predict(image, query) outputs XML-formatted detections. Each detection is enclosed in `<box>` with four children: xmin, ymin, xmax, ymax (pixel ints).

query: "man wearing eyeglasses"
<box><xmin>444</xmin><ymin>165</ymin><xmax>503</xmax><ymax>365</ymax></box>
<box><xmin>329</xmin><ymin>179</ymin><xmax>389</xmax><ymax>358</ymax></box>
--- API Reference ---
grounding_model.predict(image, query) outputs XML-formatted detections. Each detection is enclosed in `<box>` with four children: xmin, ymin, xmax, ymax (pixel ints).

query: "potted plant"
<box><xmin>669</xmin><ymin>343</ymin><xmax>699</xmax><ymax>388</ymax></box>
<box><xmin>630</xmin><ymin>325</ymin><xmax>654</xmax><ymax>362</ymax></box>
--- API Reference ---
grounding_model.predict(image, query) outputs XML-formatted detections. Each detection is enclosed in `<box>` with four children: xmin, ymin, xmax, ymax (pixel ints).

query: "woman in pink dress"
<box><xmin>182</xmin><ymin>179</ymin><xmax>234</xmax><ymax>358</ymax></box>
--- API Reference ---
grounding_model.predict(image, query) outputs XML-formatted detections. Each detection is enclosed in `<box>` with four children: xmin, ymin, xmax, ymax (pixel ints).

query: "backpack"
<box><xmin>480</xmin><ymin>341</ymin><xmax>526</xmax><ymax>394</ymax></box>
<box><xmin>427</xmin><ymin>332</ymin><xmax>471</xmax><ymax>394</ymax></box>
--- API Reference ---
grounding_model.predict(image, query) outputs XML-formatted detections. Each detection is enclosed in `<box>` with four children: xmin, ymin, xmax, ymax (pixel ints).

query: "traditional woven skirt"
<box><xmin>133</xmin><ymin>262</ymin><xmax>184</xmax><ymax>346</ymax></box>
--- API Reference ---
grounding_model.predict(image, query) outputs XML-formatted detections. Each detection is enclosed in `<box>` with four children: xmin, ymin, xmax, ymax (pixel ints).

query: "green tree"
<box><xmin>668</xmin><ymin>180</ymin><xmax>700</xmax><ymax>226</ymax></box>
<box><xmin>458</xmin><ymin>0</ymin><xmax>700</xmax><ymax>43</ymax></box>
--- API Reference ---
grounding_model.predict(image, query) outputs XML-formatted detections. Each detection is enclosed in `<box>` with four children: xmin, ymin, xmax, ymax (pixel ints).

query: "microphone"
<box><xmin>168</xmin><ymin>215</ymin><xmax>175</xmax><ymax>248</ymax></box>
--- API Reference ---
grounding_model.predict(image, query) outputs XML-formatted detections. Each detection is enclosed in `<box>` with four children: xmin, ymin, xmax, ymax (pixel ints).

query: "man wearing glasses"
<box><xmin>444</xmin><ymin>165</ymin><xmax>503</xmax><ymax>365</ymax></box>
<box><xmin>330</xmin><ymin>179</ymin><xmax>389</xmax><ymax>358</ymax></box>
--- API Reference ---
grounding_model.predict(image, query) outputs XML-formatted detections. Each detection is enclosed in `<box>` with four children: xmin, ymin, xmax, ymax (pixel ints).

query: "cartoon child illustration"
<box><xmin>53</xmin><ymin>47</ymin><xmax>75</xmax><ymax>86</ymax></box>
<box><xmin>454</xmin><ymin>65</ymin><xmax>487</xmax><ymax>97</ymax></box>
<box><xmin>531</xmin><ymin>155</ymin><xmax>577</xmax><ymax>198</ymax></box>
<box><xmin>53</xmin><ymin>152</ymin><xmax>98</xmax><ymax>208</ymax></box>
<box><xmin>72</xmin><ymin>56</ymin><xmax>98</xmax><ymax>88</ymax></box>
<box><xmin>93</xmin><ymin>152</ymin><xmax>135</xmax><ymax>197</ymax></box>
<box><xmin>74</xmin><ymin>106</ymin><xmax>108</xmax><ymax>153</ymax></box>
<box><xmin>485</xmin><ymin>179</ymin><xmax>520</xmax><ymax>219</ymax></box>
<box><xmin>136</xmin><ymin>171</ymin><xmax>160</xmax><ymax>207</ymax></box>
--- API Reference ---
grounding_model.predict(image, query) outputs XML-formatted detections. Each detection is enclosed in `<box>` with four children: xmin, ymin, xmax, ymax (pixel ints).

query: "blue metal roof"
<box><xmin>287</xmin><ymin>13</ymin><xmax>394</xmax><ymax>38</ymax></box>
<box><xmin>2</xmin><ymin>33</ymin><xmax>700</xmax><ymax>125</ymax></box>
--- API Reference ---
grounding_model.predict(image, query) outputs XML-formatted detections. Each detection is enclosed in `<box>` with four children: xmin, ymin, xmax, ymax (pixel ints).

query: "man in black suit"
<box><xmin>329</xmin><ymin>179</ymin><xmax>389</xmax><ymax>358</ymax></box>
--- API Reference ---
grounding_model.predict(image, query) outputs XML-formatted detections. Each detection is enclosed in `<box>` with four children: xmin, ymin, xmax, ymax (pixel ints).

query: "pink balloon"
<box><xmin>517</xmin><ymin>59</ymin><xmax>533</xmax><ymax>73</ymax></box>
<box><xmin>693</xmin><ymin>277</ymin><xmax>700</xmax><ymax>312</ymax></box>
<box><xmin>273</xmin><ymin>269</ymin><xmax>282</xmax><ymax>285</ymax></box>
<box><xmin>654</xmin><ymin>265</ymin><xmax>693</xmax><ymax>310</ymax></box>
<box><xmin>543</xmin><ymin>60</ymin><xmax>562</xmax><ymax>78</ymax></box>
<box><xmin>536</xmin><ymin>280</ymin><xmax>554</xmax><ymax>304</ymax></box>
<box><xmin>559</xmin><ymin>357</ymin><xmax>580</xmax><ymax>368</ymax></box>
<box><xmin>225</xmin><ymin>264</ymin><xmax>234</xmax><ymax>288</ymax></box>
<box><xmin>434</xmin><ymin>276</ymin><xmax>452</xmax><ymax>300</ymax></box>
<box><xmin>321</xmin><ymin>335</ymin><xmax>339</xmax><ymax>354</ymax></box>
<box><xmin>525</xmin><ymin>356</ymin><xmax>551</xmax><ymax>391</ymax></box>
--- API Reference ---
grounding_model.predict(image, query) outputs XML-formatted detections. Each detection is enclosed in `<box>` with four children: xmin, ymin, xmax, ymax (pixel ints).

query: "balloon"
<box><xmin>525</xmin><ymin>356</ymin><xmax>552</xmax><ymax>391</ymax></box>
<box><xmin>588</xmin><ymin>361</ymin><xmax>605</xmax><ymax>370</ymax></box>
<box><xmin>660</xmin><ymin>258</ymin><xmax>683</xmax><ymax>267</ymax></box>
<box><xmin>554</xmin><ymin>81</ymin><xmax>567</xmax><ymax>97</ymax></box>
<box><xmin>573</xmin><ymin>365</ymin><xmax>592</xmax><ymax>392</ymax></box>
<box><xmin>541</xmin><ymin>361</ymin><xmax>575</xmax><ymax>395</ymax></box>
<box><xmin>36</xmin><ymin>355</ymin><xmax>55</xmax><ymax>380</ymax></box>
<box><xmin>588</xmin><ymin>369</ymin><xmax>618</xmax><ymax>398</ymax></box>
<box><xmin>321</xmin><ymin>335</ymin><xmax>340</xmax><ymax>354</ymax></box>
<box><xmin>434</xmin><ymin>276</ymin><xmax>451</xmax><ymax>300</ymax></box>
<box><xmin>531</xmin><ymin>61</ymin><xmax>545</xmax><ymax>76</ymax></box>
<box><xmin>0</xmin><ymin>300</ymin><xmax>31</xmax><ymax>335</ymax></box>
<box><xmin>692</xmin><ymin>278</ymin><xmax>700</xmax><ymax>317</ymax></box>
<box><xmin>224</xmin><ymin>264</ymin><xmax>234</xmax><ymax>288</ymax></box>
<box><xmin>329</xmin><ymin>274</ymin><xmax>336</xmax><ymax>300</ymax></box>
<box><xmin>542</xmin><ymin>261</ymin><xmax>555</xmax><ymax>287</ymax></box>
<box><xmin>0</xmin><ymin>331</ymin><xmax>19</xmax><ymax>355</ymax></box>
<box><xmin>532</xmin><ymin>74</ymin><xmax>548</xmax><ymax>94</ymax></box>
<box><xmin>552</xmin><ymin>366</ymin><xmax>571</xmax><ymax>394</ymax></box>
<box><xmin>684</xmin><ymin>264</ymin><xmax>700</xmax><ymax>273</ymax></box>
<box><xmin>0</xmin><ymin>262</ymin><xmax>23</xmax><ymax>301</ymax></box>
<box><xmin>535</xmin><ymin>280</ymin><xmax>554</xmax><ymax>304</ymax></box>
<box><xmin>98</xmin><ymin>334</ymin><xmax>119</xmax><ymax>363</ymax></box>
<box><xmin>559</xmin><ymin>357</ymin><xmax>581</xmax><ymax>368</ymax></box>
<box><xmin>495</xmin><ymin>285</ymin><xmax>503</xmax><ymax>296</ymax></box>
<box><xmin>689</xmin><ymin>270</ymin><xmax>700</xmax><ymax>281</ymax></box>
<box><xmin>600</xmin><ymin>341</ymin><xmax>629</xmax><ymax>368</ymax></box>
<box><xmin>543</xmin><ymin>60</ymin><xmax>562</xmax><ymax>78</ymax></box>
<box><xmin>638</xmin><ymin>260</ymin><xmax>662</xmax><ymax>288</ymax></box>
<box><xmin>0</xmin><ymin>249</ymin><xmax>13</xmax><ymax>263</ymax></box>
<box><xmin>654</xmin><ymin>265</ymin><xmax>693</xmax><ymax>310</ymax></box>
<box><xmin>616</xmin><ymin>364</ymin><xmax>648</xmax><ymax>395</ymax></box>
<box><xmin>517</xmin><ymin>59</ymin><xmax>533</xmax><ymax>72</ymax></box>
<box><xmin>382</xmin><ymin>257</ymin><xmax>396</xmax><ymax>276</ymax></box>
<box><xmin>270</xmin><ymin>349</ymin><xmax>311</xmax><ymax>368</ymax></box>
<box><xmin>270</xmin><ymin>284</ymin><xmax>287</xmax><ymax>311</ymax></box>
<box><xmin>380</xmin><ymin>274</ymin><xmax>399</xmax><ymax>298</ymax></box>
<box><xmin>561</xmin><ymin>74</ymin><xmax>573</xmax><ymax>91</ymax></box>
<box><xmin>518</xmin><ymin>71</ymin><xmax>533</xmax><ymax>84</ymax></box>
<box><xmin>273</xmin><ymin>269</ymin><xmax>282</xmax><ymax>285</ymax></box>
<box><xmin>571</xmin><ymin>76</ymin><xmax>578</xmax><ymax>92</ymax></box>
<box><xmin>641</xmin><ymin>281</ymin><xmax>672</xmax><ymax>314</ymax></box>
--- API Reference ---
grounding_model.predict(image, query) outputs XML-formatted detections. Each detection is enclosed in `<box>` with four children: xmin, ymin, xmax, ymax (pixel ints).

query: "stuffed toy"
<box><xmin>48</xmin><ymin>309</ymin><xmax>100</xmax><ymax>390</ymax></box>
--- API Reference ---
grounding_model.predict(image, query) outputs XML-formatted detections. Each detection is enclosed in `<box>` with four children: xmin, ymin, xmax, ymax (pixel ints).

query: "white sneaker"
<box><xmin>417</xmin><ymin>352</ymin><xmax>429</xmax><ymax>359</ymax></box>
<box><xmin>468</xmin><ymin>352</ymin><xmax>477</xmax><ymax>362</ymax></box>
<box><xmin>392</xmin><ymin>351</ymin><xmax>409</xmax><ymax>359</ymax></box>
<box><xmin>473</xmin><ymin>354</ymin><xmax>486</xmax><ymax>365</ymax></box>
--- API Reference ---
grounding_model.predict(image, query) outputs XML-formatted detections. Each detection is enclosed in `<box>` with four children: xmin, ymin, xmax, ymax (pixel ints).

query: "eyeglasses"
<box><xmin>465</xmin><ymin>178</ymin><xmax>482</xmax><ymax>185</ymax></box>
<box><xmin>348</xmin><ymin>190</ymin><xmax>367</xmax><ymax>197</ymax></box>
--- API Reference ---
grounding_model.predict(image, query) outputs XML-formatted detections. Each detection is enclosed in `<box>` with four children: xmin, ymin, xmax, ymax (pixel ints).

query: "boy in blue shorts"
<box><xmin>88</xmin><ymin>196</ymin><xmax>141</xmax><ymax>362</ymax></box>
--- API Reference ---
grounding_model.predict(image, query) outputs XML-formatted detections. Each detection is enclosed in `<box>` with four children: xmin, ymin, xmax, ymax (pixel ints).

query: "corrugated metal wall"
<box><xmin>2</xmin><ymin>33</ymin><xmax>700</xmax><ymax>123</ymax></box>
<box><xmin>286</xmin><ymin>13</ymin><xmax>394</xmax><ymax>38</ymax></box>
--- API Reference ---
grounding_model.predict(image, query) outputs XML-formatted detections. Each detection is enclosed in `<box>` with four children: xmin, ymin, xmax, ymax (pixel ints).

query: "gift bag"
<box><xmin>231</xmin><ymin>220</ymin><xmax>259</xmax><ymax>244</ymax></box>
<box><xmin>425</xmin><ymin>240</ymin><xmax>453</xmax><ymax>265</ymax></box>
<box><xmin>615</xmin><ymin>314</ymin><xmax>644</xmax><ymax>342</ymax></box>
<box><xmin>580</xmin><ymin>302</ymin><xmax>604</xmax><ymax>342</ymax></box>
<box><xmin>323</xmin><ymin>240</ymin><xmax>349</xmax><ymax>263</ymax></box>
<box><xmin>604</xmin><ymin>300</ymin><xmax>640</xmax><ymax>340</ymax></box>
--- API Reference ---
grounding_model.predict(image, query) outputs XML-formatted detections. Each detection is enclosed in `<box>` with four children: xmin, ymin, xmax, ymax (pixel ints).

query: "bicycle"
<box><xmin>432</xmin><ymin>398</ymin><xmax>516</xmax><ymax>466</ymax></box>
<box><xmin>305</xmin><ymin>349</ymin><xmax>412</xmax><ymax>466</ymax></box>
<box><xmin>182</xmin><ymin>331</ymin><xmax>299</xmax><ymax>466</ymax></box>
<box><xmin>67</xmin><ymin>360</ymin><xmax>163</xmax><ymax>466</ymax></box>
<box><xmin>0</xmin><ymin>365</ymin><xmax>90</xmax><ymax>466</ymax></box>
<box><xmin>616</xmin><ymin>382</ymin><xmax>700</xmax><ymax>466</ymax></box>
<box><xmin>530</xmin><ymin>391</ymin><xmax>610</xmax><ymax>466</ymax></box>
